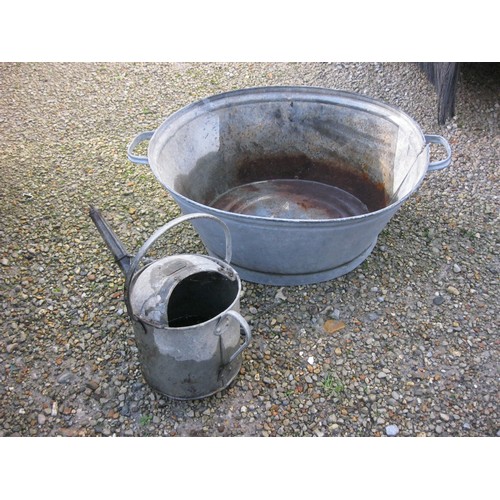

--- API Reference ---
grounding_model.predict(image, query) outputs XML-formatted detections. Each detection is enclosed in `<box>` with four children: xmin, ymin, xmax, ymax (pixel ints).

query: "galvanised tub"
<box><xmin>127</xmin><ymin>86</ymin><xmax>451</xmax><ymax>285</ymax></box>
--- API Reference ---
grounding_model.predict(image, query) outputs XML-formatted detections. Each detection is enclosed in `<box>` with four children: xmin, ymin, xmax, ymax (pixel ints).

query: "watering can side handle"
<box><xmin>425</xmin><ymin>135</ymin><xmax>452</xmax><ymax>172</ymax></box>
<box><xmin>223</xmin><ymin>310</ymin><xmax>252</xmax><ymax>365</ymax></box>
<box><xmin>127</xmin><ymin>131</ymin><xmax>154</xmax><ymax>165</ymax></box>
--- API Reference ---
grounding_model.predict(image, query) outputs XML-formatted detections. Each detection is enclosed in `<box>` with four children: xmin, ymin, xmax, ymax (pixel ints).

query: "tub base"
<box><xmin>214</xmin><ymin>239</ymin><xmax>378</xmax><ymax>286</ymax></box>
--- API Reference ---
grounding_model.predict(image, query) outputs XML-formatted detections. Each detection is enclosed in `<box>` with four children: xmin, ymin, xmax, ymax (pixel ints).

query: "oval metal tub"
<box><xmin>128</xmin><ymin>86</ymin><xmax>451</xmax><ymax>285</ymax></box>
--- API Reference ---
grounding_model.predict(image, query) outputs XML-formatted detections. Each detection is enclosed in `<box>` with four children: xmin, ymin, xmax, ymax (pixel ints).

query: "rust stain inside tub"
<box><xmin>208</xmin><ymin>155</ymin><xmax>389</xmax><ymax>219</ymax></box>
<box><xmin>211</xmin><ymin>179</ymin><xmax>371</xmax><ymax>219</ymax></box>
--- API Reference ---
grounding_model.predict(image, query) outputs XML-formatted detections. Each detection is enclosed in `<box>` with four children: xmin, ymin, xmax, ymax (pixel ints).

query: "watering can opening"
<box><xmin>166</xmin><ymin>270</ymin><xmax>240</xmax><ymax>328</ymax></box>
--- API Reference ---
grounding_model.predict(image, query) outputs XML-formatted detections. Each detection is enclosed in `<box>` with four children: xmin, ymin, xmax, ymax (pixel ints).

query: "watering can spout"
<box><xmin>89</xmin><ymin>205</ymin><xmax>132</xmax><ymax>276</ymax></box>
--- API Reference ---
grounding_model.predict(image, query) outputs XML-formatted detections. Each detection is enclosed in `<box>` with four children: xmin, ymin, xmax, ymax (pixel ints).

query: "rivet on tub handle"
<box><xmin>127</xmin><ymin>131</ymin><xmax>154</xmax><ymax>165</ymax></box>
<box><xmin>425</xmin><ymin>134</ymin><xmax>452</xmax><ymax>172</ymax></box>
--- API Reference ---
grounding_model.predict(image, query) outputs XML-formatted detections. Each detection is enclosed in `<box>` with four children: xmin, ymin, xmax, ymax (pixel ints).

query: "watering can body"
<box><xmin>90</xmin><ymin>208</ymin><xmax>251</xmax><ymax>400</ymax></box>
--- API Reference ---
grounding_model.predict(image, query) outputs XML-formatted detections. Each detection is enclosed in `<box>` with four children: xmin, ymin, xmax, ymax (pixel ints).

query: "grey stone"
<box><xmin>386</xmin><ymin>424</ymin><xmax>399</xmax><ymax>437</ymax></box>
<box><xmin>433</xmin><ymin>295</ymin><xmax>445</xmax><ymax>305</ymax></box>
<box><xmin>57</xmin><ymin>372</ymin><xmax>74</xmax><ymax>384</ymax></box>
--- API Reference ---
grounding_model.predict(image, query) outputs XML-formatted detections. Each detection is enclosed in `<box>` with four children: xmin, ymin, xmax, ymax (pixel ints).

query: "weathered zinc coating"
<box><xmin>90</xmin><ymin>208</ymin><xmax>251</xmax><ymax>400</ymax></box>
<box><xmin>128</xmin><ymin>86</ymin><xmax>451</xmax><ymax>285</ymax></box>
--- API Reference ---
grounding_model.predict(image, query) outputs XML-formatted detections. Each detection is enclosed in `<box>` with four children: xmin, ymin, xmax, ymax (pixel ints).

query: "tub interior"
<box><xmin>149</xmin><ymin>90</ymin><xmax>428</xmax><ymax>218</ymax></box>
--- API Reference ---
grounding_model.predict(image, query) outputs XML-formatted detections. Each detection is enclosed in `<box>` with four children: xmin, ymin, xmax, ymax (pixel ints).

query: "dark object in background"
<box><xmin>419</xmin><ymin>63</ymin><xmax>460</xmax><ymax>125</ymax></box>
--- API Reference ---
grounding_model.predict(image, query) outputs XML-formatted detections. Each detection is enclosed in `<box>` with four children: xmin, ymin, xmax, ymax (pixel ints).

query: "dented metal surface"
<box><xmin>90</xmin><ymin>208</ymin><xmax>251</xmax><ymax>400</ymax></box>
<box><xmin>128</xmin><ymin>86</ymin><xmax>451</xmax><ymax>285</ymax></box>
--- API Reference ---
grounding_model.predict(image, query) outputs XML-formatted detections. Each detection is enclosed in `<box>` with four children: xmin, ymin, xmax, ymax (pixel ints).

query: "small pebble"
<box><xmin>120</xmin><ymin>405</ymin><xmax>131</xmax><ymax>417</ymax></box>
<box><xmin>386</xmin><ymin>424</ymin><xmax>399</xmax><ymax>437</ymax></box>
<box><xmin>433</xmin><ymin>295</ymin><xmax>445</xmax><ymax>305</ymax></box>
<box><xmin>323</xmin><ymin>320</ymin><xmax>346</xmax><ymax>334</ymax></box>
<box><xmin>57</xmin><ymin>372</ymin><xmax>74</xmax><ymax>384</ymax></box>
<box><xmin>6</xmin><ymin>344</ymin><xmax>18</xmax><ymax>354</ymax></box>
<box><xmin>86</xmin><ymin>380</ymin><xmax>100</xmax><ymax>391</ymax></box>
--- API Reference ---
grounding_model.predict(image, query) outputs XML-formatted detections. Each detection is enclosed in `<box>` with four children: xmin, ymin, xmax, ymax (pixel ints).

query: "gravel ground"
<box><xmin>0</xmin><ymin>62</ymin><xmax>498</xmax><ymax>438</ymax></box>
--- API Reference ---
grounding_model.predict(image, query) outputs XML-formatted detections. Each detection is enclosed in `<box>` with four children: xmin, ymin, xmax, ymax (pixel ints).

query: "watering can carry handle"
<box><xmin>425</xmin><ymin>135</ymin><xmax>452</xmax><ymax>172</ymax></box>
<box><xmin>124</xmin><ymin>213</ymin><xmax>232</xmax><ymax>311</ymax></box>
<box><xmin>127</xmin><ymin>131</ymin><xmax>154</xmax><ymax>165</ymax></box>
<box><xmin>219</xmin><ymin>310</ymin><xmax>252</xmax><ymax>365</ymax></box>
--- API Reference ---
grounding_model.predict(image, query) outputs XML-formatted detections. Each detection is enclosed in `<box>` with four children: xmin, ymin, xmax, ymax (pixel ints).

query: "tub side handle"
<box><xmin>127</xmin><ymin>131</ymin><xmax>154</xmax><ymax>165</ymax></box>
<box><xmin>222</xmin><ymin>310</ymin><xmax>252</xmax><ymax>365</ymax></box>
<box><xmin>425</xmin><ymin>134</ymin><xmax>452</xmax><ymax>172</ymax></box>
